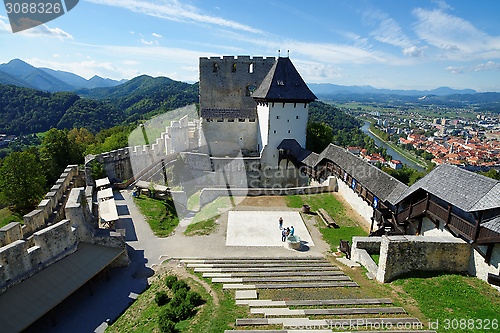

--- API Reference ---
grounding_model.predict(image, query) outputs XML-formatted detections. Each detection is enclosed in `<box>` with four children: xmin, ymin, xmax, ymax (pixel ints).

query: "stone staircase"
<box><xmin>180</xmin><ymin>257</ymin><xmax>436</xmax><ymax>333</ymax></box>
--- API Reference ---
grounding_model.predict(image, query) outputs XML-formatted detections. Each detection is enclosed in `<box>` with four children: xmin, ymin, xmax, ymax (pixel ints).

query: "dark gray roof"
<box><xmin>482</xmin><ymin>216</ymin><xmax>500</xmax><ymax>234</ymax></box>
<box><xmin>277</xmin><ymin>139</ymin><xmax>318</xmax><ymax>166</ymax></box>
<box><xmin>314</xmin><ymin>144</ymin><xmax>408</xmax><ymax>205</ymax></box>
<box><xmin>252</xmin><ymin>57</ymin><xmax>317</xmax><ymax>102</ymax></box>
<box><xmin>200</xmin><ymin>108</ymin><xmax>256</xmax><ymax>119</ymax></box>
<box><xmin>395</xmin><ymin>164</ymin><xmax>500</xmax><ymax>212</ymax></box>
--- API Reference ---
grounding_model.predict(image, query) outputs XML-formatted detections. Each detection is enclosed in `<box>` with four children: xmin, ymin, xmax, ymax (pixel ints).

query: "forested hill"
<box><xmin>0</xmin><ymin>76</ymin><xmax>199</xmax><ymax>135</ymax></box>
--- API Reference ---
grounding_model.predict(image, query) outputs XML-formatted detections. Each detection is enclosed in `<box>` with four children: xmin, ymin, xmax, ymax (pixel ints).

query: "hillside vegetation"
<box><xmin>0</xmin><ymin>75</ymin><xmax>198</xmax><ymax>135</ymax></box>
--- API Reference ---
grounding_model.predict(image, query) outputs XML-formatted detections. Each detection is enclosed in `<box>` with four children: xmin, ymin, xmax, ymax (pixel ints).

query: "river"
<box><xmin>361</xmin><ymin>121</ymin><xmax>425</xmax><ymax>172</ymax></box>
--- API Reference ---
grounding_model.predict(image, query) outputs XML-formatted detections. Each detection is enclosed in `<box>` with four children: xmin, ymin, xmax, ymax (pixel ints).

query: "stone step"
<box><xmin>250</xmin><ymin>306</ymin><xmax>406</xmax><ymax>316</ymax></box>
<box><xmin>182</xmin><ymin>258</ymin><xmax>328</xmax><ymax>264</ymax></box>
<box><xmin>236</xmin><ymin>317</ymin><xmax>422</xmax><ymax>327</ymax></box>
<box><xmin>187</xmin><ymin>262</ymin><xmax>335</xmax><ymax>268</ymax></box>
<box><xmin>235</xmin><ymin>290</ymin><xmax>258</xmax><ymax>300</ymax></box>
<box><xmin>195</xmin><ymin>266</ymin><xmax>339</xmax><ymax>273</ymax></box>
<box><xmin>223</xmin><ymin>282</ymin><xmax>358</xmax><ymax>289</ymax></box>
<box><xmin>236</xmin><ymin>298</ymin><xmax>393</xmax><ymax>307</ymax></box>
<box><xmin>203</xmin><ymin>271</ymin><xmax>344</xmax><ymax>278</ymax></box>
<box><xmin>213</xmin><ymin>276</ymin><xmax>351</xmax><ymax>283</ymax></box>
<box><xmin>224</xmin><ymin>329</ymin><xmax>436</xmax><ymax>333</ymax></box>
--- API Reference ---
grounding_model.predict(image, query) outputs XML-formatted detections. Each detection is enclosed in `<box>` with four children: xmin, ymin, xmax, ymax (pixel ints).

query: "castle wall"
<box><xmin>199</xmin><ymin>56</ymin><xmax>275</xmax><ymax>110</ymax></box>
<box><xmin>202</xmin><ymin>118</ymin><xmax>258</xmax><ymax>156</ymax></box>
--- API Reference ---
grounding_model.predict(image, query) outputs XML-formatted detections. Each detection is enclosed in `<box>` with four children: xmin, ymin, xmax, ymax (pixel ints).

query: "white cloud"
<box><xmin>0</xmin><ymin>16</ymin><xmax>11</xmax><ymax>33</ymax></box>
<box><xmin>20</xmin><ymin>24</ymin><xmax>74</xmax><ymax>40</ymax></box>
<box><xmin>26</xmin><ymin>57</ymin><xmax>140</xmax><ymax>79</ymax></box>
<box><xmin>152</xmin><ymin>32</ymin><xmax>163</xmax><ymax>38</ymax></box>
<box><xmin>85</xmin><ymin>0</ymin><xmax>264</xmax><ymax>34</ymax></box>
<box><xmin>413</xmin><ymin>8</ymin><xmax>500</xmax><ymax>59</ymax></box>
<box><xmin>445</xmin><ymin>61</ymin><xmax>500</xmax><ymax>75</ymax></box>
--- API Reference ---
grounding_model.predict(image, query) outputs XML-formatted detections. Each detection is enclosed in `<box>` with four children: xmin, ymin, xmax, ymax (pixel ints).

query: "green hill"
<box><xmin>0</xmin><ymin>76</ymin><xmax>199</xmax><ymax>135</ymax></box>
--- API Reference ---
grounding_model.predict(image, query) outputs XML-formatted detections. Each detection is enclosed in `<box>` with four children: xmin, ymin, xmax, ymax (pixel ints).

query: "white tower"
<box><xmin>252</xmin><ymin>57</ymin><xmax>317</xmax><ymax>185</ymax></box>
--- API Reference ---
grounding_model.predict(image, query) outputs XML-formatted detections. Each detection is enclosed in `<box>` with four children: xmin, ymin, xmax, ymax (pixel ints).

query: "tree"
<box><xmin>0</xmin><ymin>150</ymin><xmax>46</xmax><ymax>211</ymax></box>
<box><xmin>306</xmin><ymin>122</ymin><xmax>333</xmax><ymax>153</ymax></box>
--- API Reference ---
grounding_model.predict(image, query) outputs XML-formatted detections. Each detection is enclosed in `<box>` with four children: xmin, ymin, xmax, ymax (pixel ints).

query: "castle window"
<box><xmin>287</xmin><ymin>119</ymin><xmax>289</xmax><ymax>122</ymax></box>
<box><xmin>296</xmin><ymin>116</ymin><xmax>299</xmax><ymax>119</ymax></box>
<box><xmin>238</xmin><ymin>118</ymin><xmax>246</xmax><ymax>122</ymax></box>
<box><xmin>249</xmin><ymin>63</ymin><xmax>254</xmax><ymax>73</ymax></box>
<box><xmin>206</xmin><ymin>118</ymin><xmax>213</xmax><ymax>122</ymax></box>
<box><xmin>276</xmin><ymin>116</ymin><xmax>279</xmax><ymax>119</ymax></box>
<box><xmin>249</xmin><ymin>118</ymin><xmax>256</xmax><ymax>122</ymax></box>
<box><xmin>232</xmin><ymin>63</ymin><xmax>237</xmax><ymax>72</ymax></box>
<box><xmin>217</xmin><ymin>119</ymin><xmax>224</xmax><ymax>122</ymax></box>
<box><xmin>273</xmin><ymin>130</ymin><xmax>276</xmax><ymax>133</ymax></box>
<box><xmin>228</xmin><ymin>119</ymin><xmax>234</xmax><ymax>122</ymax></box>
<box><xmin>294</xmin><ymin>103</ymin><xmax>297</xmax><ymax>108</ymax></box>
<box><xmin>288</xmin><ymin>130</ymin><xmax>291</xmax><ymax>133</ymax></box>
<box><xmin>213</xmin><ymin>63</ymin><xmax>219</xmax><ymax>72</ymax></box>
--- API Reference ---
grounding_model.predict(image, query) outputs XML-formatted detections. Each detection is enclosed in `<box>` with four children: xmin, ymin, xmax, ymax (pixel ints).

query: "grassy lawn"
<box><xmin>134</xmin><ymin>196</ymin><xmax>179</xmax><ymax>237</ymax></box>
<box><xmin>184</xmin><ymin>215</ymin><xmax>219</xmax><ymax>236</ymax></box>
<box><xmin>107</xmin><ymin>269</ymin><xmax>247</xmax><ymax>333</ymax></box>
<box><xmin>392</xmin><ymin>274</ymin><xmax>500</xmax><ymax>333</ymax></box>
<box><xmin>0</xmin><ymin>207</ymin><xmax>23</xmax><ymax>228</ymax></box>
<box><xmin>286</xmin><ymin>193</ymin><xmax>367</xmax><ymax>252</ymax></box>
<box><xmin>187</xmin><ymin>191</ymin><xmax>200</xmax><ymax>211</ymax></box>
<box><xmin>191</xmin><ymin>196</ymin><xmax>233</xmax><ymax>224</ymax></box>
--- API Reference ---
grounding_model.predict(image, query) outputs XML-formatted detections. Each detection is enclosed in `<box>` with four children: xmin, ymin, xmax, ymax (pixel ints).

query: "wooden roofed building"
<box><xmin>394</xmin><ymin>164</ymin><xmax>500</xmax><ymax>263</ymax></box>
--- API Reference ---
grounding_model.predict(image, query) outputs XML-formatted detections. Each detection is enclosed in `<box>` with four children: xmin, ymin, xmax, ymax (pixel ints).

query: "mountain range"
<box><xmin>0</xmin><ymin>59</ymin><xmax>125</xmax><ymax>92</ymax></box>
<box><xmin>308</xmin><ymin>83</ymin><xmax>477</xmax><ymax>97</ymax></box>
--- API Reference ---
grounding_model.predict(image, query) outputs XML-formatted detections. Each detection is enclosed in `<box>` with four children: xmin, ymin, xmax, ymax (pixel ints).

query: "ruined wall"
<box><xmin>199</xmin><ymin>56</ymin><xmax>275</xmax><ymax>110</ymax></box>
<box><xmin>376</xmin><ymin>235</ymin><xmax>471</xmax><ymax>283</ymax></box>
<box><xmin>0</xmin><ymin>219</ymin><xmax>78</xmax><ymax>293</ymax></box>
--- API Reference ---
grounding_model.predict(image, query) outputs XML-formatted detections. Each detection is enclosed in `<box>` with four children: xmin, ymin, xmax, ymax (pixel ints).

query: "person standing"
<box><xmin>279</xmin><ymin>217</ymin><xmax>283</xmax><ymax>230</ymax></box>
<box><xmin>281</xmin><ymin>228</ymin><xmax>287</xmax><ymax>242</ymax></box>
<box><xmin>290</xmin><ymin>226</ymin><xmax>295</xmax><ymax>236</ymax></box>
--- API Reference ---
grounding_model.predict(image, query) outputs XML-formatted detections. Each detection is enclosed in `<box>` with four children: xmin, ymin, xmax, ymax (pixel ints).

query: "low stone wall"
<box><xmin>199</xmin><ymin>182</ymin><xmax>334</xmax><ymax>208</ymax></box>
<box><xmin>376</xmin><ymin>235</ymin><xmax>471</xmax><ymax>283</ymax></box>
<box><xmin>352</xmin><ymin>236</ymin><xmax>381</xmax><ymax>254</ymax></box>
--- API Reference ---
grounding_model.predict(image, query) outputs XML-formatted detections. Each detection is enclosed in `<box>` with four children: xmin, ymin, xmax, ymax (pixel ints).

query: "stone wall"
<box><xmin>336</xmin><ymin>177</ymin><xmax>373</xmax><ymax>230</ymax></box>
<box><xmin>376</xmin><ymin>235</ymin><xmax>471</xmax><ymax>283</ymax></box>
<box><xmin>201</xmin><ymin>119</ymin><xmax>258</xmax><ymax>156</ymax></box>
<box><xmin>0</xmin><ymin>219</ymin><xmax>78</xmax><ymax>293</ymax></box>
<box><xmin>199</xmin><ymin>56</ymin><xmax>275</xmax><ymax>110</ymax></box>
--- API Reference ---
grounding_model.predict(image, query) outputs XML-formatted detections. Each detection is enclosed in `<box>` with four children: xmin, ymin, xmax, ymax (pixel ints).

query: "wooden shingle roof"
<box><xmin>395</xmin><ymin>164</ymin><xmax>500</xmax><ymax>212</ymax></box>
<box><xmin>315</xmin><ymin>144</ymin><xmax>408</xmax><ymax>205</ymax></box>
<box><xmin>252</xmin><ymin>57</ymin><xmax>317</xmax><ymax>103</ymax></box>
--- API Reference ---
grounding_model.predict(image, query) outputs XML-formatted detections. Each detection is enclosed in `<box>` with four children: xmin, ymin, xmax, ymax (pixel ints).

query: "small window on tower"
<box><xmin>213</xmin><ymin>63</ymin><xmax>219</xmax><ymax>72</ymax></box>
<box><xmin>249</xmin><ymin>63</ymin><xmax>254</xmax><ymax>73</ymax></box>
<box><xmin>288</xmin><ymin>130</ymin><xmax>291</xmax><ymax>133</ymax></box>
<box><xmin>273</xmin><ymin>130</ymin><xmax>276</xmax><ymax>133</ymax></box>
<box><xmin>296</xmin><ymin>116</ymin><xmax>299</xmax><ymax>119</ymax></box>
<box><xmin>232</xmin><ymin>63</ymin><xmax>237</xmax><ymax>72</ymax></box>
<box><xmin>276</xmin><ymin>116</ymin><xmax>279</xmax><ymax>119</ymax></box>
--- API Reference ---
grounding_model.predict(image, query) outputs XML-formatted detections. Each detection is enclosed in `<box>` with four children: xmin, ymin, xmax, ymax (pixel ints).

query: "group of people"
<box><xmin>279</xmin><ymin>217</ymin><xmax>294</xmax><ymax>242</ymax></box>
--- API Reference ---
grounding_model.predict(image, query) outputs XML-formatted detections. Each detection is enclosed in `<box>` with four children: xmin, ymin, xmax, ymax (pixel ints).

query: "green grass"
<box><xmin>393</xmin><ymin>274</ymin><xmax>500</xmax><ymax>333</ymax></box>
<box><xmin>184</xmin><ymin>215</ymin><xmax>219</xmax><ymax>236</ymax></box>
<box><xmin>192</xmin><ymin>196</ymin><xmax>233</xmax><ymax>224</ymax></box>
<box><xmin>370</xmin><ymin>254</ymin><xmax>380</xmax><ymax>265</ymax></box>
<box><xmin>0</xmin><ymin>207</ymin><xmax>23</xmax><ymax>228</ymax></box>
<box><xmin>187</xmin><ymin>191</ymin><xmax>201</xmax><ymax>211</ymax></box>
<box><xmin>134</xmin><ymin>196</ymin><xmax>179</xmax><ymax>237</ymax></box>
<box><xmin>286</xmin><ymin>193</ymin><xmax>367</xmax><ymax>252</ymax></box>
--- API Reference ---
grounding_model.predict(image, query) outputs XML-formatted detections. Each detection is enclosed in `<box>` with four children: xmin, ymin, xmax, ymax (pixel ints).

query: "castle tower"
<box><xmin>252</xmin><ymin>57</ymin><xmax>317</xmax><ymax>171</ymax></box>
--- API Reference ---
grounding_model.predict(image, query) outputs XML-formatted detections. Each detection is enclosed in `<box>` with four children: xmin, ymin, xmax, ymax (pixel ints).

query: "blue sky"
<box><xmin>1</xmin><ymin>0</ymin><xmax>500</xmax><ymax>91</ymax></box>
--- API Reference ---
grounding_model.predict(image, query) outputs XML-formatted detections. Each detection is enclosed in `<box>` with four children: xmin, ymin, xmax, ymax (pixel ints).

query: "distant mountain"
<box><xmin>308</xmin><ymin>83</ymin><xmax>477</xmax><ymax>97</ymax></box>
<box><xmin>0</xmin><ymin>59</ymin><xmax>124</xmax><ymax>92</ymax></box>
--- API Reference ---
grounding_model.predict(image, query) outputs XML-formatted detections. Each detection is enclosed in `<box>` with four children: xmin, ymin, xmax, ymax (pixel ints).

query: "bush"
<box><xmin>171</xmin><ymin>280</ymin><xmax>190</xmax><ymax>293</ymax></box>
<box><xmin>170</xmin><ymin>289</ymin><xmax>187</xmax><ymax>308</ymax></box>
<box><xmin>158</xmin><ymin>312</ymin><xmax>178</xmax><ymax>333</ymax></box>
<box><xmin>165</xmin><ymin>275</ymin><xmax>178</xmax><ymax>289</ymax></box>
<box><xmin>160</xmin><ymin>306</ymin><xmax>177</xmax><ymax>322</ymax></box>
<box><xmin>173</xmin><ymin>302</ymin><xmax>195</xmax><ymax>321</ymax></box>
<box><xmin>186</xmin><ymin>290</ymin><xmax>204</xmax><ymax>307</ymax></box>
<box><xmin>155</xmin><ymin>291</ymin><xmax>170</xmax><ymax>306</ymax></box>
